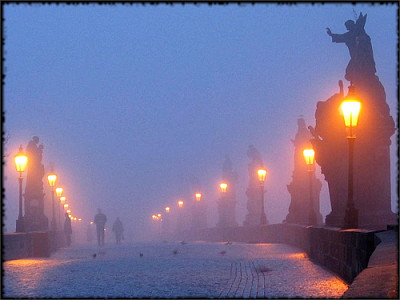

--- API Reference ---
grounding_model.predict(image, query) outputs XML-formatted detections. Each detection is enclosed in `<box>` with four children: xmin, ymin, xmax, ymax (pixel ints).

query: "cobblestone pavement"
<box><xmin>3</xmin><ymin>241</ymin><xmax>348</xmax><ymax>298</ymax></box>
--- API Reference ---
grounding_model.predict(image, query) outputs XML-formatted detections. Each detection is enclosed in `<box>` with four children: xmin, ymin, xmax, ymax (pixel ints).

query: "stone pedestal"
<box><xmin>285</xmin><ymin>118</ymin><xmax>323</xmax><ymax>225</ymax></box>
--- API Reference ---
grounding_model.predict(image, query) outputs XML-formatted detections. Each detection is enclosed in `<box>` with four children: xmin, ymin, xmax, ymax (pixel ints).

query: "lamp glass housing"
<box><xmin>14</xmin><ymin>154</ymin><xmax>28</xmax><ymax>173</ymax></box>
<box><xmin>56</xmin><ymin>187</ymin><xmax>63</xmax><ymax>197</ymax></box>
<box><xmin>220</xmin><ymin>183</ymin><xmax>227</xmax><ymax>193</ymax></box>
<box><xmin>195</xmin><ymin>193</ymin><xmax>202</xmax><ymax>202</ymax></box>
<box><xmin>303</xmin><ymin>149</ymin><xmax>315</xmax><ymax>165</ymax></box>
<box><xmin>47</xmin><ymin>174</ymin><xmax>57</xmax><ymax>187</ymax></box>
<box><xmin>341</xmin><ymin>101</ymin><xmax>361</xmax><ymax>128</ymax></box>
<box><xmin>257</xmin><ymin>169</ymin><xmax>267</xmax><ymax>182</ymax></box>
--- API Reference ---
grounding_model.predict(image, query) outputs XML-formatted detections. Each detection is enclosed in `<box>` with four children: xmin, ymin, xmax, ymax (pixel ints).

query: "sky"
<box><xmin>2</xmin><ymin>3</ymin><xmax>398</xmax><ymax>240</ymax></box>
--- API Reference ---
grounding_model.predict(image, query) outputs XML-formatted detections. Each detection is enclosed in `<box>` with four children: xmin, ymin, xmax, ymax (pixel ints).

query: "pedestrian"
<box><xmin>112</xmin><ymin>217</ymin><xmax>124</xmax><ymax>244</ymax></box>
<box><xmin>64</xmin><ymin>213</ymin><xmax>72</xmax><ymax>247</ymax></box>
<box><xmin>94</xmin><ymin>208</ymin><xmax>107</xmax><ymax>246</ymax></box>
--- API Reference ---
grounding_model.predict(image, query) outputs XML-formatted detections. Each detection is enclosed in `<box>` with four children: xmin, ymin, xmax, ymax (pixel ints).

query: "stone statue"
<box><xmin>286</xmin><ymin>118</ymin><xmax>323</xmax><ymax>225</ymax></box>
<box><xmin>25</xmin><ymin>136</ymin><xmax>45</xmax><ymax>199</ymax></box>
<box><xmin>243</xmin><ymin>145</ymin><xmax>267</xmax><ymax>226</ymax></box>
<box><xmin>309</xmin><ymin>13</ymin><xmax>396</xmax><ymax>228</ymax></box>
<box><xmin>217</xmin><ymin>155</ymin><xmax>238</xmax><ymax>228</ymax></box>
<box><xmin>326</xmin><ymin>12</ymin><xmax>376</xmax><ymax>83</ymax></box>
<box><xmin>246</xmin><ymin>145</ymin><xmax>264</xmax><ymax>190</ymax></box>
<box><xmin>24</xmin><ymin>136</ymin><xmax>48</xmax><ymax>231</ymax></box>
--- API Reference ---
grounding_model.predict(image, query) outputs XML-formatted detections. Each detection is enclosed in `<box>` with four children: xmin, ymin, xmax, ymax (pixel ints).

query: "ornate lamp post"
<box><xmin>14</xmin><ymin>145</ymin><xmax>28</xmax><ymax>232</ymax></box>
<box><xmin>303</xmin><ymin>149</ymin><xmax>317</xmax><ymax>225</ymax></box>
<box><xmin>257</xmin><ymin>169</ymin><xmax>267</xmax><ymax>225</ymax></box>
<box><xmin>56</xmin><ymin>187</ymin><xmax>63</xmax><ymax>229</ymax></box>
<box><xmin>47</xmin><ymin>173</ymin><xmax>57</xmax><ymax>231</ymax></box>
<box><xmin>341</xmin><ymin>88</ymin><xmax>361</xmax><ymax>229</ymax></box>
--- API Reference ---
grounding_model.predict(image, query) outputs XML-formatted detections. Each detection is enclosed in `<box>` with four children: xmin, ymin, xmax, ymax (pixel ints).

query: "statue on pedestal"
<box><xmin>309</xmin><ymin>13</ymin><xmax>396</xmax><ymax>228</ymax></box>
<box><xmin>216</xmin><ymin>155</ymin><xmax>238</xmax><ymax>228</ymax></box>
<box><xmin>24</xmin><ymin>136</ymin><xmax>48</xmax><ymax>231</ymax></box>
<box><xmin>243</xmin><ymin>145</ymin><xmax>268</xmax><ymax>226</ymax></box>
<box><xmin>285</xmin><ymin>118</ymin><xmax>323</xmax><ymax>225</ymax></box>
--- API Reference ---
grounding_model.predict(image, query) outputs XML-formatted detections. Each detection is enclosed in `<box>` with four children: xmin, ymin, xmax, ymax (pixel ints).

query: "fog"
<box><xmin>3</xmin><ymin>4</ymin><xmax>398</xmax><ymax>241</ymax></box>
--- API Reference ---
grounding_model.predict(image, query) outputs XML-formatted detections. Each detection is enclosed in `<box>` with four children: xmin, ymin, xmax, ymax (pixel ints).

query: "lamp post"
<box><xmin>165</xmin><ymin>207</ymin><xmax>170</xmax><ymax>213</ymax></box>
<box><xmin>47</xmin><ymin>173</ymin><xmax>57</xmax><ymax>231</ymax></box>
<box><xmin>14</xmin><ymin>145</ymin><xmax>28</xmax><ymax>232</ymax></box>
<box><xmin>257</xmin><ymin>169</ymin><xmax>267</xmax><ymax>225</ymax></box>
<box><xmin>56</xmin><ymin>187</ymin><xmax>63</xmax><ymax>229</ymax></box>
<box><xmin>303</xmin><ymin>149</ymin><xmax>317</xmax><ymax>225</ymax></box>
<box><xmin>341</xmin><ymin>86</ymin><xmax>361</xmax><ymax>229</ymax></box>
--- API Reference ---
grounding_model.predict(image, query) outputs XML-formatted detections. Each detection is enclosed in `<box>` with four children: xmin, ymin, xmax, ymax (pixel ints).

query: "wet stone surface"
<box><xmin>3</xmin><ymin>241</ymin><xmax>348</xmax><ymax>298</ymax></box>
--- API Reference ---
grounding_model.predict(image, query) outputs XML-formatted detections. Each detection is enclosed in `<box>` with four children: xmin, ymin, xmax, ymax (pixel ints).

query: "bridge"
<box><xmin>3</xmin><ymin>223</ymin><xmax>398</xmax><ymax>298</ymax></box>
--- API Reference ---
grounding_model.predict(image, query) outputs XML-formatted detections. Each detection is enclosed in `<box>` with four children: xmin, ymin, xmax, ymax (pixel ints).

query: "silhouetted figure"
<box><xmin>94</xmin><ymin>209</ymin><xmax>107</xmax><ymax>246</ymax></box>
<box><xmin>112</xmin><ymin>217</ymin><xmax>124</xmax><ymax>244</ymax></box>
<box><xmin>63</xmin><ymin>213</ymin><xmax>72</xmax><ymax>247</ymax></box>
<box><xmin>326</xmin><ymin>12</ymin><xmax>376</xmax><ymax>83</ymax></box>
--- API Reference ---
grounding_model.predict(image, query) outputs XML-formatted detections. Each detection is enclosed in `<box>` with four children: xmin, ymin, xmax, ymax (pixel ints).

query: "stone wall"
<box><xmin>3</xmin><ymin>231</ymin><xmax>65</xmax><ymax>261</ymax></box>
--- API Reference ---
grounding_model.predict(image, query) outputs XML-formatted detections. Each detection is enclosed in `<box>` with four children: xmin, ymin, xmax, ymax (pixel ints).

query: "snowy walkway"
<box><xmin>3</xmin><ymin>241</ymin><xmax>348</xmax><ymax>298</ymax></box>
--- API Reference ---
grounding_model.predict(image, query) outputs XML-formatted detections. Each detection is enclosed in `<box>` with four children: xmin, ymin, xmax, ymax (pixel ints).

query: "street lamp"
<box><xmin>165</xmin><ymin>206</ymin><xmax>170</xmax><ymax>213</ymax></box>
<box><xmin>257</xmin><ymin>169</ymin><xmax>267</xmax><ymax>225</ymax></box>
<box><xmin>341</xmin><ymin>86</ymin><xmax>361</xmax><ymax>229</ymax></box>
<box><xmin>303</xmin><ymin>149</ymin><xmax>317</xmax><ymax>225</ymax></box>
<box><xmin>14</xmin><ymin>145</ymin><xmax>28</xmax><ymax>232</ymax></box>
<box><xmin>178</xmin><ymin>200</ymin><xmax>184</xmax><ymax>208</ymax></box>
<box><xmin>47</xmin><ymin>172</ymin><xmax>57</xmax><ymax>231</ymax></box>
<box><xmin>64</xmin><ymin>203</ymin><xmax>69</xmax><ymax>210</ymax></box>
<box><xmin>56</xmin><ymin>187</ymin><xmax>63</xmax><ymax>229</ymax></box>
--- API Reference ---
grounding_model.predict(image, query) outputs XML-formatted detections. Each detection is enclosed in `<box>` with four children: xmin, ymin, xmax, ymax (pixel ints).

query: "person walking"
<box><xmin>94</xmin><ymin>208</ymin><xmax>107</xmax><ymax>246</ymax></box>
<box><xmin>112</xmin><ymin>217</ymin><xmax>124</xmax><ymax>244</ymax></box>
<box><xmin>64</xmin><ymin>213</ymin><xmax>72</xmax><ymax>247</ymax></box>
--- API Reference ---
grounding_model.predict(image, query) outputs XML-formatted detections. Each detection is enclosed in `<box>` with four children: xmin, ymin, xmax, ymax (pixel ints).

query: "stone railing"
<box><xmin>3</xmin><ymin>231</ymin><xmax>65</xmax><ymax>261</ymax></box>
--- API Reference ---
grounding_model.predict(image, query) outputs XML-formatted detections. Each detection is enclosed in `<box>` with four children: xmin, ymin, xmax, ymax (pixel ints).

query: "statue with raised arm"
<box><xmin>326</xmin><ymin>12</ymin><xmax>376</xmax><ymax>83</ymax></box>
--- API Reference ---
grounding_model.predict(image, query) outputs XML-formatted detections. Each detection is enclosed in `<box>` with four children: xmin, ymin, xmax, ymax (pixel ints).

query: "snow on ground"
<box><xmin>3</xmin><ymin>241</ymin><xmax>348</xmax><ymax>298</ymax></box>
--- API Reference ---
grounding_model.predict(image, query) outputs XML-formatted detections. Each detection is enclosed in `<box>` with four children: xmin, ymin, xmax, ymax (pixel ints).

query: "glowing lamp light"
<box><xmin>90</xmin><ymin>221</ymin><xmax>94</xmax><ymax>225</ymax></box>
<box><xmin>303</xmin><ymin>149</ymin><xmax>315</xmax><ymax>166</ymax></box>
<box><xmin>64</xmin><ymin>204</ymin><xmax>69</xmax><ymax>209</ymax></box>
<box><xmin>66</xmin><ymin>209</ymin><xmax>71</xmax><ymax>213</ymax></box>
<box><xmin>68</xmin><ymin>214</ymin><xmax>72</xmax><ymax>218</ymax></box>
<box><xmin>60</xmin><ymin>196</ymin><xmax>66</xmax><ymax>203</ymax></box>
<box><xmin>220</xmin><ymin>183</ymin><xmax>227</xmax><ymax>193</ymax></box>
<box><xmin>47</xmin><ymin>174</ymin><xmax>57</xmax><ymax>187</ymax></box>
<box><xmin>56</xmin><ymin>187</ymin><xmax>63</xmax><ymax>197</ymax></box>
<box><xmin>165</xmin><ymin>207</ymin><xmax>170</xmax><ymax>213</ymax></box>
<box><xmin>78</xmin><ymin>218</ymin><xmax>82</xmax><ymax>221</ymax></box>
<box><xmin>178</xmin><ymin>200</ymin><xmax>184</xmax><ymax>208</ymax></box>
<box><xmin>257</xmin><ymin>169</ymin><xmax>267</xmax><ymax>183</ymax></box>
<box><xmin>14</xmin><ymin>145</ymin><xmax>28</xmax><ymax>173</ymax></box>
<box><xmin>341</xmin><ymin>101</ymin><xmax>361</xmax><ymax>128</ymax></box>
<box><xmin>157</xmin><ymin>213</ymin><xmax>162</xmax><ymax>218</ymax></box>
<box><xmin>195</xmin><ymin>193</ymin><xmax>202</xmax><ymax>202</ymax></box>
<box><xmin>152</xmin><ymin>214</ymin><xmax>158</xmax><ymax>220</ymax></box>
